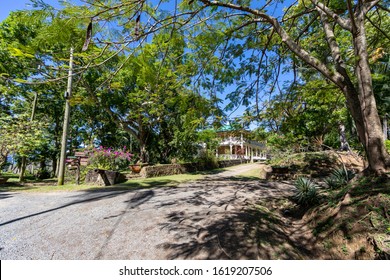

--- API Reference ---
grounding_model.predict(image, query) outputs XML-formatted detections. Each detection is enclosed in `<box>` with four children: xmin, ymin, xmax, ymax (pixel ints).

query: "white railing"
<box><xmin>218</xmin><ymin>154</ymin><xmax>267</xmax><ymax>161</ymax></box>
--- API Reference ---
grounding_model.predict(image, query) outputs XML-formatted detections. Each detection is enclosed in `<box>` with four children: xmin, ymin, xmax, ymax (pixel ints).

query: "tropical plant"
<box><xmin>324</xmin><ymin>168</ymin><xmax>355</xmax><ymax>189</ymax></box>
<box><xmin>293</xmin><ymin>177</ymin><xmax>319</xmax><ymax>206</ymax></box>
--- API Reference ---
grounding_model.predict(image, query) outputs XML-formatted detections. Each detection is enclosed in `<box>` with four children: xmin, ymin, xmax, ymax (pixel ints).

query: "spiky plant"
<box><xmin>324</xmin><ymin>168</ymin><xmax>354</xmax><ymax>189</ymax></box>
<box><xmin>293</xmin><ymin>177</ymin><xmax>319</xmax><ymax>206</ymax></box>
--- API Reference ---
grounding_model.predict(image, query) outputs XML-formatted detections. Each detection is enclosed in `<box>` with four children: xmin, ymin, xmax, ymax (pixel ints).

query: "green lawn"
<box><xmin>0</xmin><ymin>172</ymin><xmax>205</xmax><ymax>193</ymax></box>
<box><xmin>0</xmin><ymin>164</ymin><xmax>258</xmax><ymax>193</ymax></box>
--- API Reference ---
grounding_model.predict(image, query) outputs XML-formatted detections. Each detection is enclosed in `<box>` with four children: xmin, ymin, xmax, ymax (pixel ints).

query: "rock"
<box><xmin>369</xmin><ymin>234</ymin><xmax>390</xmax><ymax>259</ymax></box>
<box><xmin>85</xmin><ymin>169</ymin><xmax>127</xmax><ymax>186</ymax></box>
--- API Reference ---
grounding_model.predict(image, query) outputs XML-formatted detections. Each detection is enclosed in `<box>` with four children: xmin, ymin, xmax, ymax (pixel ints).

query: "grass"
<box><xmin>237</xmin><ymin>168</ymin><xmax>262</xmax><ymax>179</ymax></box>
<box><xmin>0</xmin><ymin>162</ymin><xmax>257</xmax><ymax>193</ymax></box>
<box><xmin>1</xmin><ymin>172</ymin><xmax>36</xmax><ymax>181</ymax></box>
<box><xmin>0</xmin><ymin>172</ymin><xmax>205</xmax><ymax>193</ymax></box>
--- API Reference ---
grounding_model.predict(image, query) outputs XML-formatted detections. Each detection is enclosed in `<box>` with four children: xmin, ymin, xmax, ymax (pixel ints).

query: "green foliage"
<box><xmin>385</xmin><ymin>140</ymin><xmax>390</xmax><ymax>154</ymax></box>
<box><xmin>35</xmin><ymin>168</ymin><xmax>51</xmax><ymax>179</ymax></box>
<box><xmin>1</xmin><ymin>0</ymin><xmax>388</xmax><ymax>174</ymax></box>
<box><xmin>266</xmin><ymin>132</ymin><xmax>299</xmax><ymax>151</ymax></box>
<box><xmin>293</xmin><ymin>177</ymin><xmax>319</xmax><ymax>206</ymax></box>
<box><xmin>324</xmin><ymin>168</ymin><xmax>354</xmax><ymax>189</ymax></box>
<box><xmin>0</xmin><ymin>114</ymin><xmax>49</xmax><ymax>159</ymax></box>
<box><xmin>198</xmin><ymin>129</ymin><xmax>220</xmax><ymax>151</ymax></box>
<box><xmin>197</xmin><ymin>150</ymin><xmax>219</xmax><ymax>169</ymax></box>
<box><xmin>79</xmin><ymin>29</ymin><xmax>215</xmax><ymax>164</ymax></box>
<box><xmin>260</xmin><ymin>79</ymin><xmax>348</xmax><ymax>151</ymax></box>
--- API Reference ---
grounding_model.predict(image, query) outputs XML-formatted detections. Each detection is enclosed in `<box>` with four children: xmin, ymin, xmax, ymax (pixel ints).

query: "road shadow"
<box><xmin>0</xmin><ymin>193</ymin><xmax>13</xmax><ymax>200</ymax></box>
<box><xmin>0</xmin><ymin>177</ymin><xmax>176</xmax><ymax>227</ymax></box>
<box><xmin>160</xmin><ymin>206</ymin><xmax>316</xmax><ymax>260</ymax></box>
<box><xmin>0</xmin><ymin>168</ymin><xmax>319</xmax><ymax>260</ymax></box>
<box><xmin>155</xmin><ymin>178</ymin><xmax>317</xmax><ymax>259</ymax></box>
<box><xmin>93</xmin><ymin>189</ymin><xmax>155</xmax><ymax>259</ymax></box>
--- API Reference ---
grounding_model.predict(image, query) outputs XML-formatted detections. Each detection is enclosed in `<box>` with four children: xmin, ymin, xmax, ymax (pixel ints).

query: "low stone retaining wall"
<box><xmin>218</xmin><ymin>159</ymin><xmax>248</xmax><ymax>168</ymax></box>
<box><xmin>140</xmin><ymin>159</ymin><xmax>248</xmax><ymax>178</ymax></box>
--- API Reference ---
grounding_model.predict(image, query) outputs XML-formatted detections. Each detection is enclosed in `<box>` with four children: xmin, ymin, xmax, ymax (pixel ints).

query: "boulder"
<box><xmin>85</xmin><ymin>169</ymin><xmax>127</xmax><ymax>186</ymax></box>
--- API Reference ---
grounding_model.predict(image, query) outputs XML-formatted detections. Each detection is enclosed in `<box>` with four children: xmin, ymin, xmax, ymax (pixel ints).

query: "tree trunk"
<box><xmin>0</xmin><ymin>151</ymin><xmax>8</xmax><ymax>171</ymax></box>
<box><xmin>19</xmin><ymin>156</ymin><xmax>27</xmax><ymax>182</ymax></box>
<box><xmin>383</xmin><ymin>117</ymin><xmax>388</xmax><ymax>141</ymax></box>
<box><xmin>349</xmin><ymin>9</ymin><xmax>390</xmax><ymax>174</ymax></box>
<box><xmin>338</xmin><ymin>124</ymin><xmax>350</xmax><ymax>152</ymax></box>
<box><xmin>140</xmin><ymin>143</ymin><xmax>148</xmax><ymax>163</ymax></box>
<box><xmin>52</xmin><ymin>155</ymin><xmax>57</xmax><ymax>177</ymax></box>
<box><xmin>55</xmin><ymin>157</ymin><xmax>60</xmax><ymax>177</ymax></box>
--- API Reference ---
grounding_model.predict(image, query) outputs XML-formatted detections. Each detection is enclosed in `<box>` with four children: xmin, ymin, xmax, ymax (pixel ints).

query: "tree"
<box><xmin>7</xmin><ymin>1</ymin><xmax>390</xmax><ymax>173</ymax></box>
<box><xmin>0</xmin><ymin>114</ymin><xmax>49</xmax><ymax>169</ymax></box>
<box><xmin>260</xmin><ymin>79</ymin><xmax>349</xmax><ymax>150</ymax></box>
<box><xmin>201</xmin><ymin>0</ymin><xmax>390</xmax><ymax>173</ymax></box>
<box><xmin>1</xmin><ymin>8</ymin><xmax>93</xmax><ymax>180</ymax></box>
<box><xmin>58</xmin><ymin>0</ymin><xmax>390</xmax><ymax>174</ymax></box>
<box><xmin>80</xmin><ymin>34</ymin><xmax>214</xmax><ymax>163</ymax></box>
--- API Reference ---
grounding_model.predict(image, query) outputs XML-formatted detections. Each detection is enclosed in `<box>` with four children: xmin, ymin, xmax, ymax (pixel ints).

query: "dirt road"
<box><xmin>0</xmin><ymin>163</ymin><xmax>299</xmax><ymax>260</ymax></box>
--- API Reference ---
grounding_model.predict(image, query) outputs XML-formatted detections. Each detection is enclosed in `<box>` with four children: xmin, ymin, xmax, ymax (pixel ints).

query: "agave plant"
<box><xmin>325</xmin><ymin>168</ymin><xmax>354</xmax><ymax>189</ymax></box>
<box><xmin>293</xmin><ymin>177</ymin><xmax>319</xmax><ymax>206</ymax></box>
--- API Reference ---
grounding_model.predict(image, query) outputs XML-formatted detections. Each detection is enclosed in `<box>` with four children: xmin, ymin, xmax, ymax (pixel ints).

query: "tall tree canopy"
<box><xmin>2</xmin><ymin>0</ymin><xmax>389</xmax><ymax>174</ymax></box>
<box><xmin>63</xmin><ymin>0</ymin><xmax>389</xmax><ymax>173</ymax></box>
<box><xmin>0</xmin><ymin>5</ymin><xmax>216</xmax><ymax>169</ymax></box>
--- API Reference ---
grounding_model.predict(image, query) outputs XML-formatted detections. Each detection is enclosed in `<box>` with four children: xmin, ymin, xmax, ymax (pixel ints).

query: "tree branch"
<box><xmin>310</xmin><ymin>0</ymin><xmax>352</xmax><ymax>31</ymax></box>
<box><xmin>346</xmin><ymin>0</ymin><xmax>358</xmax><ymax>34</ymax></box>
<box><xmin>365</xmin><ymin>15</ymin><xmax>390</xmax><ymax>42</ymax></box>
<box><xmin>377</xmin><ymin>3</ymin><xmax>390</xmax><ymax>13</ymax></box>
<box><xmin>317</xmin><ymin>9</ymin><xmax>354</xmax><ymax>89</ymax></box>
<box><xmin>295</xmin><ymin>14</ymin><xmax>319</xmax><ymax>42</ymax></box>
<box><xmin>200</xmin><ymin>0</ymin><xmax>345</xmax><ymax>88</ymax></box>
<box><xmin>363</xmin><ymin>0</ymin><xmax>381</xmax><ymax>14</ymax></box>
<box><xmin>83</xmin><ymin>80</ymin><xmax>140</xmax><ymax>139</ymax></box>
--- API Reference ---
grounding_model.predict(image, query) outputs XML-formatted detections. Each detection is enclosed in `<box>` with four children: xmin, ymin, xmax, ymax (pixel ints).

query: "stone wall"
<box><xmin>140</xmin><ymin>159</ymin><xmax>248</xmax><ymax>178</ymax></box>
<box><xmin>218</xmin><ymin>159</ymin><xmax>248</xmax><ymax>168</ymax></box>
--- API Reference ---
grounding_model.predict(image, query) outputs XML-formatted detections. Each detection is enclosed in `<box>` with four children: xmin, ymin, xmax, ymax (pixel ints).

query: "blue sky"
<box><xmin>0</xmin><ymin>0</ymin><xmax>58</xmax><ymax>21</ymax></box>
<box><xmin>0</xmin><ymin>0</ymin><xmax>291</xmax><ymax>121</ymax></box>
<box><xmin>0</xmin><ymin>0</ymin><xmax>84</xmax><ymax>22</ymax></box>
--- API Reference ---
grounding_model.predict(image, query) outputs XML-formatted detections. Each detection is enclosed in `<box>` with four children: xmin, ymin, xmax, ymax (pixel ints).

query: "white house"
<box><xmin>215</xmin><ymin>125</ymin><xmax>267</xmax><ymax>162</ymax></box>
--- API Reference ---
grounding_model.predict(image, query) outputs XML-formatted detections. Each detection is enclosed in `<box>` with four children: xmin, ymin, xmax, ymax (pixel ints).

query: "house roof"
<box><xmin>217</xmin><ymin>125</ymin><xmax>234</xmax><ymax>132</ymax></box>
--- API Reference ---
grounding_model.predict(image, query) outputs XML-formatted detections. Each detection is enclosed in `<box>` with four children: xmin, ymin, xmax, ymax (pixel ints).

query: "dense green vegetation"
<box><xmin>0</xmin><ymin>0</ymin><xmax>389</xmax><ymax>182</ymax></box>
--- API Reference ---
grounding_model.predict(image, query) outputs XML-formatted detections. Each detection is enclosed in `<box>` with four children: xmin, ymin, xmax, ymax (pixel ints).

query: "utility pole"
<box><xmin>57</xmin><ymin>47</ymin><xmax>74</xmax><ymax>185</ymax></box>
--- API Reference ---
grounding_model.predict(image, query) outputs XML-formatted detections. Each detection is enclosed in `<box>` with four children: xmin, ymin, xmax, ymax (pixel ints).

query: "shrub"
<box><xmin>324</xmin><ymin>167</ymin><xmax>354</xmax><ymax>189</ymax></box>
<box><xmin>87</xmin><ymin>146</ymin><xmax>133</xmax><ymax>171</ymax></box>
<box><xmin>197</xmin><ymin>150</ymin><xmax>219</xmax><ymax>169</ymax></box>
<box><xmin>35</xmin><ymin>169</ymin><xmax>51</xmax><ymax>179</ymax></box>
<box><xmin>293</xmin><ymin>177</ymin><xmax>319</xmax><ymax>206</ymax></box>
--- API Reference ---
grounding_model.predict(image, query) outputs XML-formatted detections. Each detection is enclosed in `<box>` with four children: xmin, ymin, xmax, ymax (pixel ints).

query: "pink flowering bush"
<box><xmin>87</xmin><ymin>146</ymin><xmax>133</xmax><ymax>171</ymax></box>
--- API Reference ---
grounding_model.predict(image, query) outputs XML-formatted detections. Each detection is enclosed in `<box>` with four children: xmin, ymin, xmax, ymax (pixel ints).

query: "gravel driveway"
<box><xmin>0</xmin><ymin>163</ymin><xmax>296</xmax><ymax>260</ymax></box>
